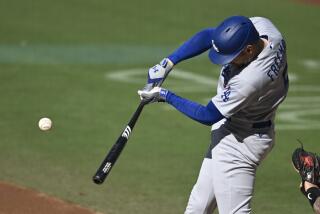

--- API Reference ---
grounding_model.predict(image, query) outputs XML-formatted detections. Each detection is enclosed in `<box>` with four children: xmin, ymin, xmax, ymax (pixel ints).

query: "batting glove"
<box><xmin>137</xmin><ymin>87</ymin><xmax>168</xmax><ymax>103</ymax></box>
<box><xmin>147</xmin><ymin>58</ymin><xmax>174</xmax><ymax>85</ymax></box>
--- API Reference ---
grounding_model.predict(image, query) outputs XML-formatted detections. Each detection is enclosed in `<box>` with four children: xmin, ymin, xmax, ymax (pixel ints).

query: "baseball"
<box><xmin>38</xmin><ymin>117</ymin><xmax>52</xmax><ymax>131</ymax></box>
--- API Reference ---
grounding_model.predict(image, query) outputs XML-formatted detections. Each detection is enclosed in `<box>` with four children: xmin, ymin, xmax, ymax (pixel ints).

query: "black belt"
<box><xmin>252</xmin><ymin>120</ymin><xmax>272</xmax><ymax>128</ymax></box>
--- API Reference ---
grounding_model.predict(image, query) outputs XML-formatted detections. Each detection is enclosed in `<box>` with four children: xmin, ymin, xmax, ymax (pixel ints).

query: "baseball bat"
<box><xmin>92</xmin><ymin>72</ymin><xmax>169</xmax><ymax>184</ymax></box>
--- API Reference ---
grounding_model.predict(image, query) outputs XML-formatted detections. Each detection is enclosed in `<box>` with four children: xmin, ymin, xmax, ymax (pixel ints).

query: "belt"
<box><xmin>226</xmin><ymin>118</ymin><xmax>272</xmax><ymax>129</ymax></box>
<box><xmin>252</xmin><ymin>120</ymin><xmax>272</xmax><ymax>128</ymax></box>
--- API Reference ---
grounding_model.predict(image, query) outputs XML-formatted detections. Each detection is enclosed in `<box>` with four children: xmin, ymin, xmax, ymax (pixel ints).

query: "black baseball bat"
<box><xmin>92</xmin><ymin>73</ymin><xmax>169</xmax><ymax>184</ymax></box>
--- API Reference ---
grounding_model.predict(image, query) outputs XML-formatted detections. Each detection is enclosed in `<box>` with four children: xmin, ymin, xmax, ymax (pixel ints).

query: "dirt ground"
<box><xmin>0</xmin><ymin>182</ymin><xmax>102</xmax><ymax>214</ymax></box>
<box><xmin>299</xmin><ymin>0</ymin><xmax>320</xmax><ymax>5</ymax></box>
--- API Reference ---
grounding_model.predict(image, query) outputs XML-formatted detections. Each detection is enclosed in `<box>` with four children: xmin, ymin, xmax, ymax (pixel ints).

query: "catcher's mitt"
<box><xmin>292</xmin><ymin>145</ymin><xmax>320</xmax><ymax>185</ymax></box>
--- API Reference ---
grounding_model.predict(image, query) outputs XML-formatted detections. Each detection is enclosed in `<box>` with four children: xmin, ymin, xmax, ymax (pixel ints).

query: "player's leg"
<box><xmin>212</xmin><ymin>151</ymin><xmax>255</xmax><ymax>214</ymax></box>
<box><xmin>184</xmin><ymin>158</ymin><xmax>217</xmax><ymax>214</ymax></box>
<box><xmin>211</xmin><ymin>130</ymin><xmax>274</xmax><ymax>214</ymax></box>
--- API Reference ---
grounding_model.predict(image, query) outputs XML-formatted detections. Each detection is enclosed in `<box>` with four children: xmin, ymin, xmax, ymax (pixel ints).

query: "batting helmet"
<box><xmin>209</xmin><ymin>16</ymin><xmax>260</xmax><ymax>65</ymax></box>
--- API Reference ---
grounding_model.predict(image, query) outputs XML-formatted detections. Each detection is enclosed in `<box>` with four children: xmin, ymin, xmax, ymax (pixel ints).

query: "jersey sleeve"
<box><xmin>167</xmin><ymin>28</ymin><xmax>215</xmax><ymax>65</ymax></box>
<box><xmin>212</xmin><ymin>78</ymin><xmax>258</xmax><ymax>118</ymax></box>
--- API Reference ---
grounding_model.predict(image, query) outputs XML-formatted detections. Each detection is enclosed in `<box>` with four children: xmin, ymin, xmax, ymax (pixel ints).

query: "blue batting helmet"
<box><xmin>209</xmin><ymin>16</ymin><xmax>260</xmax><ymax>65</ymax></box>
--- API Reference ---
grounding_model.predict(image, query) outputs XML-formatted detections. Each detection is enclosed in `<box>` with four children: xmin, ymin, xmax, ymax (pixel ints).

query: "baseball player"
<box><xmin>138</xmin><ymin>16</ymin><xmax>289</xmax><ymax>213</ymax></box>
<box><xmin>292</xmin><ymin>146</ymin><xmax>320</xmax><ymax>213</ymax></box>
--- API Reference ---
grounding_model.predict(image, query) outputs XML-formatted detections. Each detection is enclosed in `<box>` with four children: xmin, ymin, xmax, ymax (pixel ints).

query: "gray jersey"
<box><xmin>212</xmin><ymin>17</ymin><xmax>289</xmax><ymax>129</ymax></box>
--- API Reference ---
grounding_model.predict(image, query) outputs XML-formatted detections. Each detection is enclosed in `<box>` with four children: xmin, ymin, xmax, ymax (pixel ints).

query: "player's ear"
<box><xmin>245</xmin><ymin>45</ymin><xmax>254</xmax><ymax>55</ymax></box>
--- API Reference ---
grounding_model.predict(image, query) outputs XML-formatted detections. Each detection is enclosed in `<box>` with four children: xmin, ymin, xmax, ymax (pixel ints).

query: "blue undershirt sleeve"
<box><xmin>165</xmin><ymin>91</ymin><xmax>224</xmax><ymax>126</ymax></box>
<box><xmin>167</xmin><ymin>28</ymin><xmax>215</xmax><ymax>65</ymax></box>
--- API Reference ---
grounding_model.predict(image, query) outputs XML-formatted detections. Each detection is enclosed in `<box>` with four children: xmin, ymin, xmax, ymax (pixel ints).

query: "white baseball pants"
<box><xmin>184</xmin><ymin>124</ymin><xmax>274</xmax><ymax>214</ymax></box>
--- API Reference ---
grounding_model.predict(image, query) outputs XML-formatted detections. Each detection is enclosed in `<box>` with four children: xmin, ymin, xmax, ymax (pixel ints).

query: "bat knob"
<box><xmin>92</xmin><ymin>175</ymin><xmax>104</xmax><ymax>184</ymax></box>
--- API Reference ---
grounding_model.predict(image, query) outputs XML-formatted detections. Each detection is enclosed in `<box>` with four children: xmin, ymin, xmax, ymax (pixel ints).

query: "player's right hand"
<box><xmin>138</xmin><ymin>87</ymin><xmax>168</xmax><ymax>103</ymax></box>
<box><xmin>146</xmin><ymin>58</ymin><xmax>174</xmax><ymax>87</ymax></box>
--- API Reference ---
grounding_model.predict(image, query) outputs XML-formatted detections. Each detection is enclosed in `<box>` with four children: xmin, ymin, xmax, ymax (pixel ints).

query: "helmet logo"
<box><xmin>212</xmin><ymin>40</ymin><xmax>220</xmax><ymax>52</ymax></box>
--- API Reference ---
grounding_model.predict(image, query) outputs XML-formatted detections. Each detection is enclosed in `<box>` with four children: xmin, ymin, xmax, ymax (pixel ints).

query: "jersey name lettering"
<box><xmin>267</xmin><ymin>39</ymin><xmax>286</xmax><ymax>81</ymax></box>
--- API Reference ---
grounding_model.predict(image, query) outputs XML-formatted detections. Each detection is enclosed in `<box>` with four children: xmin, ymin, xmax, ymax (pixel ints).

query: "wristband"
<box><xmin>160</xmin><ymin>58</ymin><xmax>174</xmax><ymax>71</ymax></box>
<box><xmin>305</xmin><ymin>187</ymin><xmax>320</xmax><ymax>207</ymax></box>
<box><xmin>159</xmin><ymin>88</ymin><xmax>169</xmax><ymax>101</ymax></box>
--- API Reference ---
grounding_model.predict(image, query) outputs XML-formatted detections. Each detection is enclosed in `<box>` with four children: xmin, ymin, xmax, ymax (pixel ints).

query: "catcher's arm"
<box><xmin>314</xmin><ymin>198</ymin><xmax>320</xmax><ymax>214</ymax></box>
<box><xmin>303</xmin><ymin>182</ymin><xmax>320</xmax><ymax>214</ymax></box>
<box><xmin>292</xmin><ymin>146</ymin><xmax>320</xmax><ymax>212</ymax></box>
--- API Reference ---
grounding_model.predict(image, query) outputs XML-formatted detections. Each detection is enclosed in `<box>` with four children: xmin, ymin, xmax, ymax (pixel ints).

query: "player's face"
<box><xmin>231</xmin><ymin>45</ymin><xmax>254</xmax><ymax>67</ymax></box>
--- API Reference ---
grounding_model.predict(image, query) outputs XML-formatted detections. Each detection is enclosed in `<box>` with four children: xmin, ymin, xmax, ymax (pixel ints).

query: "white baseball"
<box><xmin>38</xmin><ymin>117</ymin><xmax>52</xmax><ymax>131</ymax></box>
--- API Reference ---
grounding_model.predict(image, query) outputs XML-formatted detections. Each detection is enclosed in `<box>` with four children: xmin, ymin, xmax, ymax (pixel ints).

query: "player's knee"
<box><xmin>185</xmin><ymin>187</ymin><xmax>215</xmax><ymax>214</ymax></box>
<box><xmin>184</xmin><ymin>204</ymin><xmax>209</xmax><ymax>214</ymax></box>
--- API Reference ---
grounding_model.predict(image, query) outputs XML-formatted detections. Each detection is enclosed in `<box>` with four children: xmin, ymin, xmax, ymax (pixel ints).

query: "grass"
<box><xmin>0</xmin><ymin>0</ymin><xmax>320</xmax><ymax>213</ymax></box>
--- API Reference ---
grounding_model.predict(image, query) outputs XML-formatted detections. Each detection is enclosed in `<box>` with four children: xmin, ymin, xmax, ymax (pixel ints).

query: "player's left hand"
<box><xmin>137</xmin><ymin>87</ymin><xmax>168</xmax><ymax>103</ymax></box>
<box><xmin>139</xmin><ymin>58</ymin><xmax>173</xmax><ymax>96</ymax></box>
<box><xmin>147</xmin><ymin>58</ymin><xmax>174</xmax><ymax>85</ymax></box>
